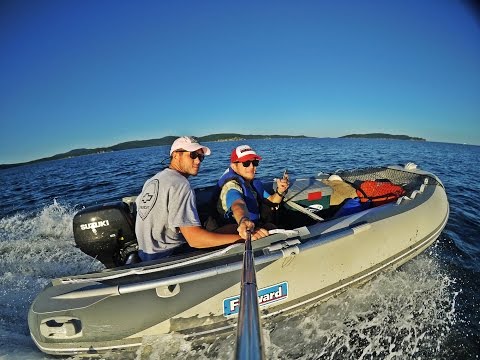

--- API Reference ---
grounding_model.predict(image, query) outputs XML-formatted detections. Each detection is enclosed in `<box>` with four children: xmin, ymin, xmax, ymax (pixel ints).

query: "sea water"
<box><xmin>0</xmin><ymin>138</ymin><xmax>479</xmax><ymax>359</ymax></box>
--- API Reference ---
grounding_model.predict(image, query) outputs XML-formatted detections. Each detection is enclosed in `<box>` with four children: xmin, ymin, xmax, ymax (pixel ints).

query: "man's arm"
<box><xmin>230</xmin><ymin>198</ymin><xmax>261</xmax><ymax>239</ymax></box>
<box><xmin>223</xmin><ymin>185</ymin><xmax>268</xmax><ymax>239</ymax></box>
<box><xmin>179</xmin><ymin>225</ymin><xmax>268</xmax><ymax>248</ymax></box>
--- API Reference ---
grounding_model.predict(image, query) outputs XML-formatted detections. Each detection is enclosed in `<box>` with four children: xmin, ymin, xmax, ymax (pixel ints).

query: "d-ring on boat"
<box><xmin>28</xmin><ymin>164</ymin><xmax>449</xmax><ymax>355</ymax></box>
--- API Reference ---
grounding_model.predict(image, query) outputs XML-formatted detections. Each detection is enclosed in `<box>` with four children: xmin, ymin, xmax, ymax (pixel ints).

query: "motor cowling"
<box><xmin>73</xmin><ymin>201</ymin><xmax>139</xmax><ymax>268</ymax></box>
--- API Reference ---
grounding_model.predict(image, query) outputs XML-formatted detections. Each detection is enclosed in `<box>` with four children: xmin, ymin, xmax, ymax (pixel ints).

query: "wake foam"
<box><xmin>0</xmin><ymin>200</ymin><xmax>104</xmax><ymax>346</ymax></box>
<box><xmin>266</xmin><ymin>253</ymin><xmax>457</xmax><ymax>359</ymax></box>
<box><xmin>0</xmin><ymin>203</ymin><xmax>457</xmax><ymax>359</ymax></box>
<box><xmin>128</xmin><ymin>251</ymin><xmax>457</xmax><ymax>360</ymax></box>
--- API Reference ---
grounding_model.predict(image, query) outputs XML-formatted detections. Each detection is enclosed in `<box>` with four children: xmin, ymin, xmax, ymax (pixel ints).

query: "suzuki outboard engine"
<box><xmin>73</xmin><ymin>201</ymin><xmax>139</xmax><ymax>268</ymax></box>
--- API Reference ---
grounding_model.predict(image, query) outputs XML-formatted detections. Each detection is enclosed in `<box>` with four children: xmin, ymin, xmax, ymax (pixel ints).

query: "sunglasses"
<box><xmin>236</xmin><ymin>159</ymin><xmax>260</xmax><ymax>167</ymax></box>
<box><xmin>177</xmin><ymin>150</ymin><xmax>205</xmax><ymax>162</ymax></box>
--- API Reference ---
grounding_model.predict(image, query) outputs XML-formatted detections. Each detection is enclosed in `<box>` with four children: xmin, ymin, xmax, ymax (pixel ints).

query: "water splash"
<box><xmin>0</xmin><ymin>200</ymin><xmax>104</xmax><ymax>357</ymax></box>
<box><xmin>95</xmin><ymin>250</ymin><xmax>457</xmax><ymax>360</ymax></box>
<box><xmin>0</xmin><ymin>208</ymin><xmax>458</xmax><ymax>359</ymax></box>
<box><xmin>266</xmin><ymin>254</ymin><xmax>457</xmax><ymax>359</ymax></box>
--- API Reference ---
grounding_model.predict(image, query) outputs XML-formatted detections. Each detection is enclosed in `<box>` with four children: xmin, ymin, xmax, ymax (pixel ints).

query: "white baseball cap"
<box><xmin>169</xmin><ymin>136</ymin><xmax>211</xmax><ymax>156</ymax></box>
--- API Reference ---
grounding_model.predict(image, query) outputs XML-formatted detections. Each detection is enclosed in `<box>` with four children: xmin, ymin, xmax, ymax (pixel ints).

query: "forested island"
<box><xmin>340</xmin><ymin>133</ymin><xmax>426</xmax><ymax>141</ymax></box>
<box><xmin>0</xmin><ymin>134</ymin><xmax>308</xmax><ymax>169</ymax></box>
<box><xmin>1</xmin><ymin>132</ymin><xmax>426</xmax><ymax>169</ymax></box>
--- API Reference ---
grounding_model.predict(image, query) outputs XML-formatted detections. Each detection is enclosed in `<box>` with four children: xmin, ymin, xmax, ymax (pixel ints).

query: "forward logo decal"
<box><xmin>223</xmin><ymin>282</ymin><xmax>288</xmax><ymax>316</ymax></box>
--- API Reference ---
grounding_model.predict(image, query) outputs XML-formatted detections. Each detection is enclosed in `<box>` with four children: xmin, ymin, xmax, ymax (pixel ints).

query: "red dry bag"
<box><xmin>356</xmin><ymin>180</ymin><xmax>406</xmax><ymax>206</ymax></box>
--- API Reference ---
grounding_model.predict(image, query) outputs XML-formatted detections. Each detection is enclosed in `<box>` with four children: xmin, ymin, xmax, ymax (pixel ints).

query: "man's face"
<box><xmin>175</xmin><ymin>149</ymin><xmax>205</xmax><ymax>176</ymax></box>
<box><xmin>231</xmin><ymin>159</ymin><xmax>259</xmax><ymax>181</ymax></box>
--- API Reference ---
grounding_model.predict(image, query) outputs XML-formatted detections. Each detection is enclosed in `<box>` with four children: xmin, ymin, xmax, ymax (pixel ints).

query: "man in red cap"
<box><xmin>207</xmin><ymin>145</ymin><xmax>290</xmax><ymax>236</ymax></box>
<box><xmin>135</xmin><ymin>137</ymin><xmax>269</xmax><ymax>262</ymax></box>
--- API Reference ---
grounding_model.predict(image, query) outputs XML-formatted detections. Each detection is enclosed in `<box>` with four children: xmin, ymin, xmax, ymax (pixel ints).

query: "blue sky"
<box><xmin>1</xmin><ymin>0</ymin><xmax>479</xmax><ymax>164</ymax></box>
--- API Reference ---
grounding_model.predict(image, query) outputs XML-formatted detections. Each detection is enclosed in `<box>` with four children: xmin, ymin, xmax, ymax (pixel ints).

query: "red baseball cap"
<box><xmin>230</xmin><ymin>145</ymin><xmax>262</xmax><ymax>162</ymax></box>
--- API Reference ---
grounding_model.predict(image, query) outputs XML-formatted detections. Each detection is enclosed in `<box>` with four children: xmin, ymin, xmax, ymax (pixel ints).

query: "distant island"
<box><xmin>340</xmin><ymin>133</ymin><xmax>426</xmax><ymax>141</ymax></box>
<box><xmin>1</xmin><ymin>132</ymin><xmax>427</xmax><ymax>169</ymax></box>
<box><xmin>0</xmin><ymin>133</ymin><xmax>309</xmax><ymax>169</ymax></box>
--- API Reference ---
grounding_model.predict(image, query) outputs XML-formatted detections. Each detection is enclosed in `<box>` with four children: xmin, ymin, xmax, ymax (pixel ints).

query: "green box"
<box><xmin>285</xmin><ymin>178</ymin><xmax>333</xmax><ymax>211</ymax></box>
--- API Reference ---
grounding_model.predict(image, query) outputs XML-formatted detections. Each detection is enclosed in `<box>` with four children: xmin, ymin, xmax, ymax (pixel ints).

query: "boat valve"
<box><xmin>156</xmin><ymin>283</ymin><xmax>180</xmax><ymax>298</ymax></box>
<box><xmin>39</xmin><ymin>317</ymin><xmax>82</xmax><ymax>339</ymax></box>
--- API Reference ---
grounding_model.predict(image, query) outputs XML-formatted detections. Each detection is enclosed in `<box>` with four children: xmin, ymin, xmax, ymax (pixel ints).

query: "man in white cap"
<box><xmin>135</xmin><ymin>136</ymin><xmax>268</xmax><ymax>261</ymax></box>
<box><xmin>207</xmin><ymin>144</ymin><xmax>290</xmax><ymax>235</ymax></box>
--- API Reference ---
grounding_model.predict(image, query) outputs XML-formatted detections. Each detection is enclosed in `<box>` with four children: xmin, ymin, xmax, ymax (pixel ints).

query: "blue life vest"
<box><xmin>215</xmin><ymin>167</ymin><xmax>265</xmax><ymax>224</ymax></box>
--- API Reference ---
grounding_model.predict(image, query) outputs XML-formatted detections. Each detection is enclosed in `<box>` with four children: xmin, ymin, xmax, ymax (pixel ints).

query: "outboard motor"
<box><xmin>73</xmin><ymin>201</ymin><xmax>140</xmax><ymax>268</ymax></box>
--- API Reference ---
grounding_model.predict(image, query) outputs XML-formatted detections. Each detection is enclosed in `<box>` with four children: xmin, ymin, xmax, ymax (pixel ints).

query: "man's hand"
<box><xmin>276</xmin><ymin>171</ymin><xmax>290</xmax><ymax>196</ymax></box>
<box><xmin>251</xmin><ymin>227</ymin><xmax>269</xmax><ymax>240</ymax></box>
<box><xmin>236</xmin><ymin>218</ymin><xmax>269</xmax><ymax>240</ymax></box>
<box><xmin>237</xmin><ymin>218</ymin><xmax>255</xmax><ymax>239</ymax></box>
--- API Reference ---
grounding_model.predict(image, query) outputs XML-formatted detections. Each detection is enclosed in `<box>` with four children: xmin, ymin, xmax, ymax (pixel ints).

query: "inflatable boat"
<box><xmin>28</xmin><ymin>164</ymin><xmax>449</xmax><ymax>355</ymax></box>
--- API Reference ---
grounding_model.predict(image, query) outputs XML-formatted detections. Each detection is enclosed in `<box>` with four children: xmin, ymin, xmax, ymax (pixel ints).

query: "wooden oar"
<box><xmin>234</xmin><ymin>230</ymin><xmax>265</xmax><ymax>360</ymax></box>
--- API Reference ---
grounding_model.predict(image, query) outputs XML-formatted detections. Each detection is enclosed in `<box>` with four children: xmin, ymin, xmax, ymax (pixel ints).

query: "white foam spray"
<box><xmin>0</xmin><ymin>203</ymin><xmax>456</xmax><ymax>359</ymax></box>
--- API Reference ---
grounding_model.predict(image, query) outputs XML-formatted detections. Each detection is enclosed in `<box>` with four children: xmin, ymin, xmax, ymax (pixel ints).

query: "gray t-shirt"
<box><xmin>135</xmin><ymin>168</ymin><xmax>201</xmax><ymax>258</ymax></box>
